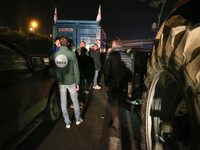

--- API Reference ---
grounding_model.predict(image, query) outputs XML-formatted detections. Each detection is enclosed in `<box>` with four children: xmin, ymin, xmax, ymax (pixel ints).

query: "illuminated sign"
<box><xmin>58</xmin><ymin>28</ymin><xmax>73</xmax><ymax>32</ymax></box>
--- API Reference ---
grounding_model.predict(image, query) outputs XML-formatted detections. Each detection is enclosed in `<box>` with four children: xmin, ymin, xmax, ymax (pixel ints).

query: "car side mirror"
<box><xmin>32</xmin><ymin>57</ymin><xmax>45</xmax><ymax>67</ymax></box>
<box><xmin>152</xmin><ymin>22</ymin><xmax>157</xmax><ymax>32</ymax></box>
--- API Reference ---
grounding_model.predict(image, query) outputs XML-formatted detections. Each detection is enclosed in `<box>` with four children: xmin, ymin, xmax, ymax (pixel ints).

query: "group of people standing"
<box><xmin>75</xmin><ymin>41</ymin><xmax>102</xmax><ymax>90</ymax></box>
<box><xmin>49</xmin><ymin>35</ymin><xmax>134</xmax><ymax>132</ymax></box>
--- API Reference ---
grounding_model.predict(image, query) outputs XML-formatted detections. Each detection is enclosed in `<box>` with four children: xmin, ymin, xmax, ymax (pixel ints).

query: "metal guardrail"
<box><xmin>127</xmin><ymin>48</ymin><xmax>152</xmax><ymax>53</ymax></box>
<box><xmin>123</xmin><ymin>39</ymin><xmax>154</xmax><ymax>47</ymax></box>
<box><xmin>122</xmin><ymin>39</ymin><xmax>154</xmax><ymax>52</ymax></box>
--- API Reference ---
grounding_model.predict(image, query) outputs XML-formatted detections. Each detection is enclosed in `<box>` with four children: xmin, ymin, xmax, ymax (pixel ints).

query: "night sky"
<box><xmin>0</xmin><ymin>0</ymin><xmax>177</xmax><ymax>40</ymax></box>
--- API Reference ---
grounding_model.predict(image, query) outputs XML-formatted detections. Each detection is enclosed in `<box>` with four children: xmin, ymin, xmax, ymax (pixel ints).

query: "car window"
<box><xmin>0</xmin><ymin>43</ymin><xmax>28</xmax><ymax>71</ymax></box>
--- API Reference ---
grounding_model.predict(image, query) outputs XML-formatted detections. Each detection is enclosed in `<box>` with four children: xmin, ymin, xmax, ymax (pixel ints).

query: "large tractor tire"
<box><xmin>140</xmin><ymin>1</ymin><xmax>200</xmax><ymax>150</ymax></box>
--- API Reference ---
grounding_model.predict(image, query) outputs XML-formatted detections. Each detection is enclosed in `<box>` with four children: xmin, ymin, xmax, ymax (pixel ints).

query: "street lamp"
<box><xmin>29</xmin><ymin>20</ymin><xmax>39</xmax><ymax>33</ymax></box>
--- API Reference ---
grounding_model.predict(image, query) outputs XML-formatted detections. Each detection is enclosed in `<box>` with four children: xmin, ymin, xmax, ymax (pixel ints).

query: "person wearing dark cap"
<box><xmin>49</xmin><ymin>36</ymin><xmax>61</xmax><ymax>57</ymax></box>
<box><xmin>52</xmin><ymin>36</ymin><xmax>61</xmax><ymax>52</ymax></box>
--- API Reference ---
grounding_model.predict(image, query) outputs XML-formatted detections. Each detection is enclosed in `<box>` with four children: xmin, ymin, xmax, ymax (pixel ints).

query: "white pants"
<box><xmin>93</xmin><ymin>70</ymin><xmax>99</xmax><ymax>86</ymax></box>
<box><xmin>59</xmin><ymin>84</ymin><xmax>81</xmax><ymax>124</ymax></box>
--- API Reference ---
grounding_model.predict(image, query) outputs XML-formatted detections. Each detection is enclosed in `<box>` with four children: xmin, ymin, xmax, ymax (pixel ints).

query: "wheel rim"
<box><xmin>146</xmin><ymin>71</ymin><xmax>191</xmax><ymax>150</ymax></box>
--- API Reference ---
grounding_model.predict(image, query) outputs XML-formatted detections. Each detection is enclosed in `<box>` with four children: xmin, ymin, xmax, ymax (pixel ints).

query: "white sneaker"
<box><xmin>85</xmin><ymin>90</ymin><xmax>89</xmax><ymax>94</ymax></box>
<box><xmin>66</xmin><ymin>124</ymin><xmax>71</xmax><ymax>128</ymax></box>
<box><xmin>76</xmin><ymin>118</ymin><xmax>83</xmax><ymax>125</ymax></box>
<box><xmin>79</xmin><ymin>102</ymin><xmax>84</xmax><ymax>109</ymax></box>
<box><xmin>94</xmin><ymin>85</ymin><xmax>101</xmax><ymax>90</ymax></box>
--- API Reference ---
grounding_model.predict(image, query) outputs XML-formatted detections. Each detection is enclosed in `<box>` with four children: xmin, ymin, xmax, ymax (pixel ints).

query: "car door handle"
<box><xmin>21</xmin><ymin>73</ymin><xmax>32</xmax><ymax>78</ymax></box>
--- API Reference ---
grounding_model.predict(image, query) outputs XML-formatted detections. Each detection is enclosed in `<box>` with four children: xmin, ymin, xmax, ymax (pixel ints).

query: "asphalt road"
<box><xmin>15</xmin><ymin>84</ymin><xmax>141</xmax><ymax>150</ymax></box>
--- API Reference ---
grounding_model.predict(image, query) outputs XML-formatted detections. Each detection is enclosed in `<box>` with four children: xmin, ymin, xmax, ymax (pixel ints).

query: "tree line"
<box><xmin>0</xmin><ymin>26</ymin><xmax>52</xmax><ymax>56</ymax></box>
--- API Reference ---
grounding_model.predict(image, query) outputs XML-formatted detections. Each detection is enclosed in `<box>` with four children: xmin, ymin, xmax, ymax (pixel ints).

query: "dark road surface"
<box><xmin>15</xmin><ymin>84</ymin><xmax>141</xmax><ymax>150</ymax></box>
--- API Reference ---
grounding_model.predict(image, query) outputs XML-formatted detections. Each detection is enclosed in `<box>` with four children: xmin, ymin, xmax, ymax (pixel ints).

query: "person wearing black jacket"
<box><xmin>103</xmin><ymin>38</ymin><xmax>133</xmax><ymax>130</ymax></box>
<box><xmin>79</xmin><ymin>47</ymin><xmax>95</xmax><ymax>93</ymax></box>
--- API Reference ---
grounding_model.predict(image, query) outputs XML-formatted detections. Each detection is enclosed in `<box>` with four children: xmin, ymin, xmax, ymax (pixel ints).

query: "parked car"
<box><xmin>0</xmin><ymin>38</ymin><xmax>61</xmax><ymax>149</ymax></box>
<box><xmin>140</xmin><ymin>0</ymin><xmax>200</xmax><ymax>150</ymax></box>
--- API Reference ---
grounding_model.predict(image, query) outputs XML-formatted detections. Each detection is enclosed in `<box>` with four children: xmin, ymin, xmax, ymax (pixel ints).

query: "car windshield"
<box><xmin>0</xmin><ymin>43</ymin><xmax>27</xmax><ymax>71</ymax></box>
